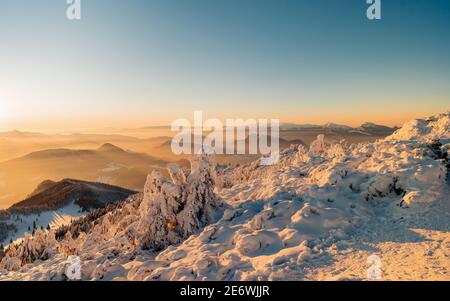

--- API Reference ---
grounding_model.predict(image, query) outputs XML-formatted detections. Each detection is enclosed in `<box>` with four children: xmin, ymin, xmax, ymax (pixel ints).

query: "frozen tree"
<box><xmin>137</xmin><ymin>169</ymin><xmax>184</xmax><ymax>250</ymax></box>
<box><xmin>309</xmin><ymin>134</ymin><xmax>326</xmax><ymax>155</ymax></box>
<box><xmin>57</xmin><ymin>230</ymin><xmax>80</xmax><ymax>257</ymax></box>
<box><xmin>0</xmin><ymin>230</ymin><xmax>59</xmax><ymax>271</ymax></box>
<box><xmin>177</xmin><ymin>155</ymin><xmax>222</xmax><ymax>237</ymax></box>
<box><xmin>138</xmin><ymin>154</ymin><xmax>222</xmax><ymax>251</ymax></box>
<box><xmin>1</xmin><ymin>244</ymin><xmax>21</xmax><ymax>271</ymax></box>
<box><xmin>0</xmin><ymin>155</ymin><xmax>223</xmax><ymax>270</ymax></box>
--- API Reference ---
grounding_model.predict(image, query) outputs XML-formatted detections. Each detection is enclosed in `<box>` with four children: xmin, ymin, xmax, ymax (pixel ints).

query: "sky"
<box><xmin>0</xmin><ymin>0</ymin><xmax>449</xmax><ymax>131</ymax></box>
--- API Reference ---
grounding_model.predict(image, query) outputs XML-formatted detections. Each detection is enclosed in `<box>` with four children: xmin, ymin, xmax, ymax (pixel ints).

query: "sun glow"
<box><xmin>0</xmin><ymin>101</ymin><xmax>5</xmax><ymax>121</ymax></box>
<box><xmin>0</xmin><ymin>93</ymin><xmax>11</xmax><ymax>122</ymax></box>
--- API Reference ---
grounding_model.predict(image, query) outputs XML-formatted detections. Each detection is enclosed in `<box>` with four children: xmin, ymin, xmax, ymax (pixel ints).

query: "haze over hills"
<box><xmin>0</xmin><ymin>122</ymin><xmax>396</xmax><ymax>161</ymax></box>
<box><xmin>152</xmin><ymin>133</ymin><xmax>307</xmax><ymax>165</ymax></box>
<box><xmin>122</xmin><ymin>122</ymin><xmax>396</xmax><ymax>163</ymax></box>
<box><xmin>0</xmin><ymin>122</ymin><xmax>396</xmax><ymax>208</ymax></box>
<box><xmin>0</xmin><ymin>131</ymin><xmax>142</xmax><ymax>163</ymax></box>
<box><xmin>0</xmin><ymin>143</ymin><xmax>170</xmax><ymax>208</ymax></box>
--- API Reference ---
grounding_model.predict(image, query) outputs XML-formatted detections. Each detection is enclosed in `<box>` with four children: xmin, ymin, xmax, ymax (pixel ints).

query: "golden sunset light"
<box><xmin>0</xmin><ymin>0</ymin><xmax>448</xmax><ymax>291</ymax></box>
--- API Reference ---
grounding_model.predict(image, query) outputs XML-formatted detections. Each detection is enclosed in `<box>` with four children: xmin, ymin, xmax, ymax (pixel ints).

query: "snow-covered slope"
<box><xmin>0</xmin><ymin>179</ymin><xmax>136</xmax><ymax>247</ymax></box>
<box><xmin>387</xmin><ymin>112</ymin><xmax>450</xmax><ymax>143</ymax></box>
<box><xmin>0</xmin><ymin>112</ymin><xmax>449</xmax><ymax>281</ymax></box>
<box><xmin>1</xmin><ymin>203</ymin><xmax>85</xmax><ymax>247</ymax></box>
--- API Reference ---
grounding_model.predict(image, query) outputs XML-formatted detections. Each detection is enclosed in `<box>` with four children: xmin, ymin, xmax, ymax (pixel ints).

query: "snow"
<box><xmin>0</xmin><ymin>112</ymin><xmax>449</xmax><ymax>281</ymax></box>
<box><xmin>1</xmin><ymin>202</ymin><xmax>85</xmax><ymax>246</ymax></box>
<box><xmin>388</xmin><ymin>112</ymin><xmax>450</xmax><ymax>143</ymax></box>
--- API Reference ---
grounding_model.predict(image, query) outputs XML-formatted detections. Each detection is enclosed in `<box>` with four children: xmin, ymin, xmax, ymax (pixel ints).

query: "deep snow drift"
<box><xmin>0</xmin><ymin>112</ymin><xmax>449</xmax><ymax>281</ymax></box>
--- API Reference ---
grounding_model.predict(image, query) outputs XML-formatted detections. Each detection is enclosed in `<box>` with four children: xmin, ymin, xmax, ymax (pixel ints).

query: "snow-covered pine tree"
<box><xmin>309</xmin><ymin>134</ymin><xmax>326</xmax><ymax>155</ymax></box>
<box><xmin>138</xmin><ymin>154</ymin><xmax>222</xmax><ymax>251</ymax></box>
<box><xmin>177</xmin><ymin>154</ymin><xmax>222</xmax><ymax>237</ymax></box>
<box><xmin>138</xmin><ymin>169</ymin><xmax>184</xmax><ymax>250</ymax></box>
<box><xmin>0</xmin><ymin>230</ymin><xmax>59</xmax><ymax>271</ymax></box>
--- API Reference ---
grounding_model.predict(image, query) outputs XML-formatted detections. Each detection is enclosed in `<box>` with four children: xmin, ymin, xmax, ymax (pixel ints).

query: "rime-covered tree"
<box><xmin>309</xmin><ymin>134</ymin><xmax>326</xmax><ymax>155</ymax></box>
<box><xmin>177</xmin><ymin>155</ymin><xmax>222</xmax><ymax>237</ymax></box>
<box><xmin>0</xmin><ymin>230</ymin><xmax>58</xmax><ymax>271</ymax></box>
<box><xmin>137</xmin><ymin>168</ymin><xmax>183</xmax><ymax>250</ymax></box>
<box><xmin>138</xmin><ymin>155</ymin><xmax>222</xmax><ymax>251</ymax></box>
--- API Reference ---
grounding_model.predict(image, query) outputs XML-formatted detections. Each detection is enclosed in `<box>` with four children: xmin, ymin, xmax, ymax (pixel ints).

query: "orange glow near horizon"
<box><xmin>1</xmin><ymin>106</ymin><xmax>448</xmax><ymax>134</ymax></box>
<box><xmin>1</xmin><ymin>84</ymin><xmax>448</xmax><ymax>133</ymax></box>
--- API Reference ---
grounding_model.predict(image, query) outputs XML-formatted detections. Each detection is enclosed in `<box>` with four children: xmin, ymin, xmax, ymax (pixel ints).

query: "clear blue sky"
<box><xmin>0</xmin><ymin>0</ymin><xmax>449</xmax><ymax>130</ymax></box>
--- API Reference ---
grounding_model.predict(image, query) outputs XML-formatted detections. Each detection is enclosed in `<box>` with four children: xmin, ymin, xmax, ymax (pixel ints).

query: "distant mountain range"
<box><xmin>0</xmin><ymin>143</ymin><xmax>171</xmax><ymax>207</ymax></box>
<box><xmin>0</xmin><ymin>124</ymin><xmax>397</xmax><ymax>207</ymax></box>
<box><xmin>280</xmin><ymin>122</ymin><xmax>398</xmax><ymax>133</ymax></box>
<box><xmin>137</xmin><ymin>122</ymin><xmax>397</xmax><ymax>130</ymax></box>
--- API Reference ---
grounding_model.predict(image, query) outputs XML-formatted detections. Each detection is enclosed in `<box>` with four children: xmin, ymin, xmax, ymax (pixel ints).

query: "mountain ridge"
<box><xmin>7</xmin><ymin>178</ymin><xmax>137</xmax><ymax>214</ymax></box>
<box><xmin>0</xmin><ymin>143</ymin><xmax>169</xmax><ymax>207</ymax></box>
